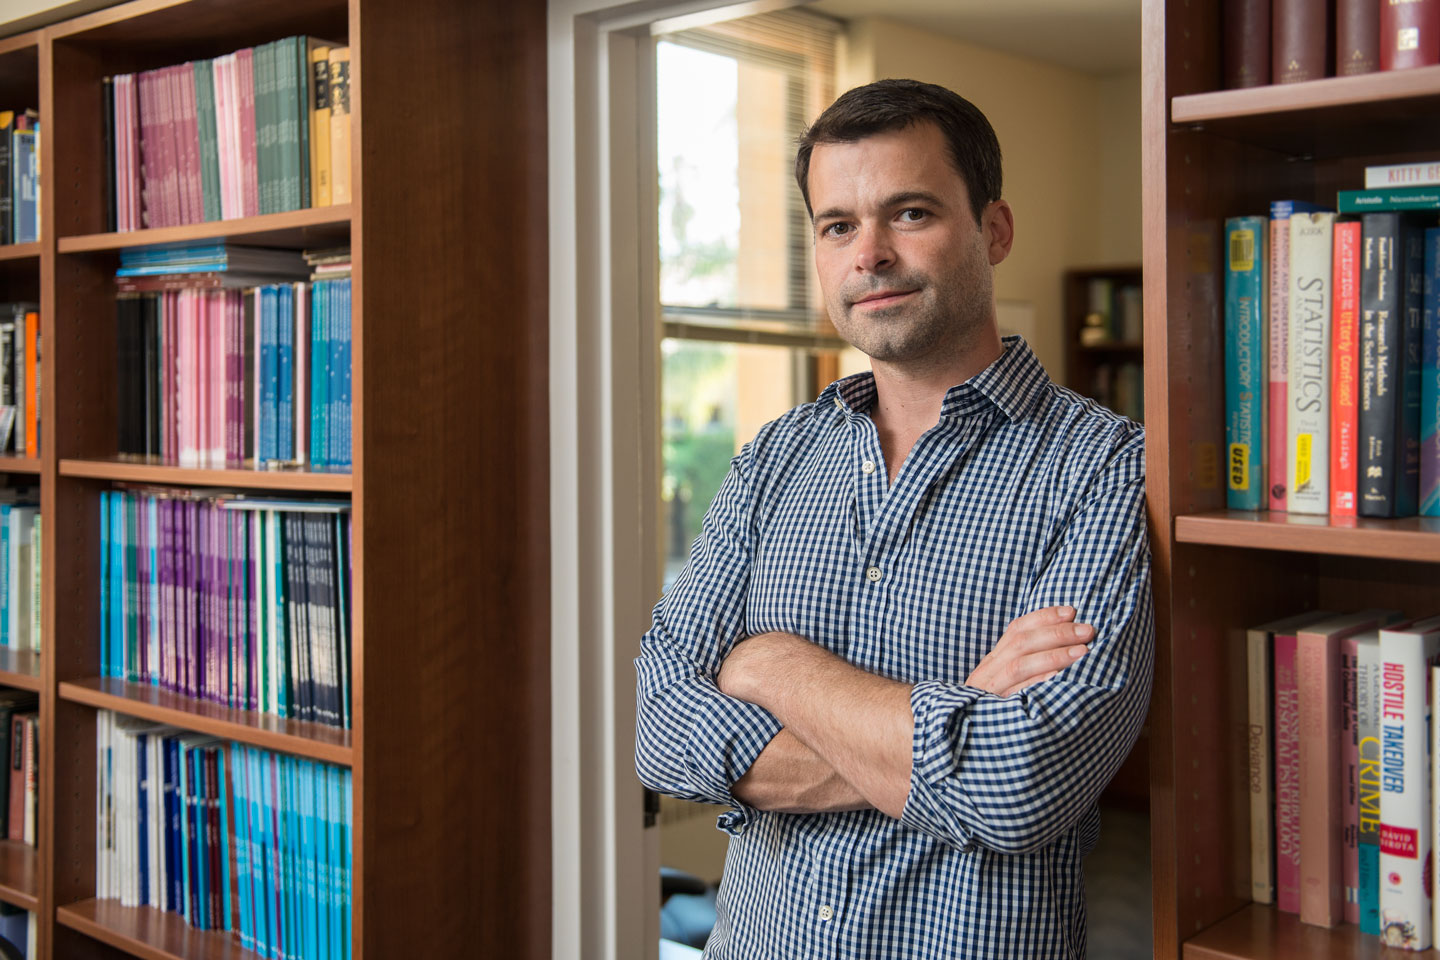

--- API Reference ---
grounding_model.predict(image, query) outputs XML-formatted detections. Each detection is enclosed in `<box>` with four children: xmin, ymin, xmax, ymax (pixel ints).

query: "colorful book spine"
<box><xmin>1270</xmin><ymin>202</ymin><xmax>1329</xmax><ymax>510</ymax></box>
<box><xmin>1288</xmin><ymin>212</ymin><xmax>1336</xmax><ymax>514</ymax></box>
<box><xmin>1226</xmin><ymin>216</ymin><xmax>1268</xmax><ymax>510</ymax></box>
<box><xmin>1276</xmin><ymin>628</ymin><xmax>1302</xmax><ymax>912</ymax></box>
<box><xmin>1368</xmin><ymin>161</ymin><xmax>1440</xmax><ymax>189</ymax></box>
<box><xmin>1334</xmin><ymin>219</ymin><xmax>1361</xmax><ymax>516</ymax></box>
<box><xmin>1361</xmin><ymin>213</ymin><xmax>1405</xmax><ymax>516</ymax></box>
<box><xmin>1341</xmin><ymin>186</ymin><xmax>1440</xmax><ymax>213</ymax></box>
<box><xmin>1423</xmin><ymin>227</ymin><xmax>1440</xmax><ymax>515</ymax></box>
<box><xmin>1381</xmin><ymin>0</ymin><xmax>1440</xmax><ymax>70</ymax></box>
<box><xmin>1358</xmin><ymin>631</ymin><xmax>1383</xmax><ymax>934</ymax></box>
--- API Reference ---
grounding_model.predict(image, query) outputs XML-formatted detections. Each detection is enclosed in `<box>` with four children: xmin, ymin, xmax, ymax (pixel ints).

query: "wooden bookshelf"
<box><xmin>1145</xmin><ymin>1</ymin><xmax>1440</xmax><ymax>958</ymax></box>
<box><xmin>1062</xmin><ymin>265</ymin><xmax>1143</xmax><ymax>422</ymax></box>
<box><xmin>59</xmin><ymin>458</ymin><xmax>353</xmax><ymax>492</ymax></box>
<box><xmin>0</xmin><ymin>0</ymin><xmax>553</xmax><ymax>957</ymax></box>
<box><xmin>59</xmin><ymin>678</ymin><xmax>352</xmax><ymax>766</ymax></box>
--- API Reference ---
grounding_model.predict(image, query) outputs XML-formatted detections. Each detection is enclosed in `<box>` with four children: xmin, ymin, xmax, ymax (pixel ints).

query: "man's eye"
<box><xmin>823</xmin><ymin>222</ymin><xmax>852</xmax><ymax>237</ymax></box>
<box><xmin>899</xmin><ymin>208</ymin><xmax>927</xmax><ymax>222</ymax></box>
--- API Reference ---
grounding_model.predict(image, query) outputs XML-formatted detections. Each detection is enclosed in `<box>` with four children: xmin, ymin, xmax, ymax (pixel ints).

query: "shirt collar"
<box><xmin>822</xmin><ymin>336</ymin><xmax>1050</xmax><ymax>423</ymax></box>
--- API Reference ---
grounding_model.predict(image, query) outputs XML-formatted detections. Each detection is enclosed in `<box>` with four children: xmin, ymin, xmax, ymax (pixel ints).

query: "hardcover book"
<box><xmin>1381</xmin><ymin>0</ymin><xmax>1440</xmax><ymax>70</ymax></box>
<box><xmin>1288</xmin><ymin>212</ymin><xmax>1336</xmax><ymax>514</ymax></box>
<box><xmin>1334</xmin><ymin>218</ymin><xmax>1362</xmax><ymax>516</ymax></box>
<box><xmin>1226</xmin><ymin>216</ymin><xmax>1268</xmax><ymax>509</ymax></box>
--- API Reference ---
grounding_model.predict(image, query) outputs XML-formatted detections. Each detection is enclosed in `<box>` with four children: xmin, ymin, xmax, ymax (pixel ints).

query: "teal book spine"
<box><xmin>100</xmin><ymin>493</ymin><xmax>110</xmax><ymax>673</ymax></box>
<box><xmin>194</xmin><ymin>59</ymin><xmax>222</xmax><ymax>221</ymax></box>
<box><xmin>272</xmin><ymin>512</ymin><xmax>288</xmax><ymax>720</ymax></box>
<box><xmin>316</xmin><ymin>758</ymin><xmax>330</xmax><ymax>960</ymax></box>
<box><xmin>233</xmin><ymin>744</ymin><xmax>254</xmax><ymax>951</ymax></box>
<box><xmin>1225</xmin><ymin>216</ymin><xmax>1269</xmax><ymax>510</ymax></box>
<box><xmin>219</xmin><ymin>747</ymin><xmax>232</xmax><ymax>931</ymax></box>
<box><xmin>311</xmin><ymin>280</ymin><xmax>329</xmax><ymax>470</ymax></box>
<box><xmin>1339</xmin><ymin>185</ymin><xmax>1440</xmax><ymax>212</ymax></box>
<box><xmin>1423</xmin><ymin>228</ymin><xmax>1440</xmax><ymax>515</ymax></box>
<box><xmin>343</xmin><ymin>767</ymin><xmax>351</xmax><ymax>960</ymax></box>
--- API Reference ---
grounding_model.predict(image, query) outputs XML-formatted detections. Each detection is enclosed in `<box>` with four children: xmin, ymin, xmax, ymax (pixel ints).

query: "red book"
<box><xmin>1341</xmin><ymin>634</ymin><xmax>1362</xmax><ymax>923</ymax></box>
<box><xmin>1298</xmin><ymin>611</ymin><xmax>1387</xmax><ymax>927</ymax></box>
<box><xmin>1224</xmin><ymin>0</ymin><xmax>1272</xmax><ymax>87</ymax></box>
<box><xmin>137</xmin><ymin>71</ymin><xmax>158</xmax><ymax>228</ymax></box>
<box><xmin>1381</xmin><ymin>0</ymin><xmax>1440</xmax><ymax>70</ymax></box>
<box><xmin>1337</xmin><ymin>0</ymin><xmax>1381</xmax><ymax>74</ymax></box>
<box><xmin>236</xmin><ymin>49</ymin><xmax>259</xmax><ymax>219</ymax></box>
<box><xmin>176</xmin><ymin>62</ymin><xmax>203</xmax><ymax>225</ymax></box>
<box><xmin>1332</xmin><ymin>220</ymin><xmax>1360</xmax><ymax>516</ymax></box>
<box><xmin>24</xmin><ymin>311</ymin><xmax>37</xmax><ymax>461</ymax></box>
<box><xmin>1276</xmin><ymin>630</ymin><xmax>1302</xmax><ymax>912</ymax></box>
<box><xmin>1273</xmin><ymin>0</ymin><xmax>1334</xmax><ymax>82</ymax></box>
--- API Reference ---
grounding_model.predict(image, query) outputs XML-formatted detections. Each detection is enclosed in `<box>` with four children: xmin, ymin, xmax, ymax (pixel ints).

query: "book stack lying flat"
<box><xmin>96</xmin><ymin>711</ymin><xmax>353</xmax><ymax>959</ymax></box>
<box><xmin>100</xmin><ymin>489</ymin><xmax>352</xmax><ymax>729</ymax></box>
<box><xmin>105</xmin><ymin>38</ymin><xmax>352</xmax><ymax>231</ymax></box>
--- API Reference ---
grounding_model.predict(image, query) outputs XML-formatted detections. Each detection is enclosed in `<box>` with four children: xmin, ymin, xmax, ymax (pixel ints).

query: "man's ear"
<box><xmin>982</xmin><ymin>200</ymin><xmax>1014</xmax><ymax>267</ymax></box>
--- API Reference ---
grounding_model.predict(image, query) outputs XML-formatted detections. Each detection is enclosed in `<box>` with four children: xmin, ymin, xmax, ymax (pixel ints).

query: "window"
<box><xmin>656</xmin><ymin>9</ymin><xmax>864</xmax><ymax>589</ymax></box>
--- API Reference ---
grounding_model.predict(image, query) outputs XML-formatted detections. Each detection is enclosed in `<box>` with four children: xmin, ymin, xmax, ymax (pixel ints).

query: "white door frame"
<box><xmin>547</xmin><ymin>1</ymin><xmax>811</xmax><ymax>956</ymax></box>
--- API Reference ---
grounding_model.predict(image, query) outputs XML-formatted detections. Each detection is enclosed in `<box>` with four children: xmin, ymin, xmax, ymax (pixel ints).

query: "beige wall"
<box><xmin>839</xmin><ymin>18</ymin><xmax>1142</xmax><ymax>378</ymax></box>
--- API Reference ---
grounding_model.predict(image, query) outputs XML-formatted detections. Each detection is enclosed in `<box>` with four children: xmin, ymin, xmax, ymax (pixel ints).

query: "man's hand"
<box><xmin>965</xmin><ymin>605</ymin><xmax>1092</xmax><ymax>697</ymax></box>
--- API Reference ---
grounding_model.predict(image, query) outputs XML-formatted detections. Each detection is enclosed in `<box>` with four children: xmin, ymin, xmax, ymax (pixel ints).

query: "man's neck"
<box><xmin>868</xmin><ymin>329</ymin><xmax>1005</xmax><ymax>439</ymax></box>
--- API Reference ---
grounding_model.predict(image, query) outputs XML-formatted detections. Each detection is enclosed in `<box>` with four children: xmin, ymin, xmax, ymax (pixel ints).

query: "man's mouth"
<box><xmin>852</xmin><ymin>290</ymin><xmax>916</xmax><ymax>308</ymax></box>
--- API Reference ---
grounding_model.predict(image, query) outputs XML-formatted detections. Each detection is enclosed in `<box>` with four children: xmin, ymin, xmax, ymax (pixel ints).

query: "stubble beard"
<box><xmin>831</xmin><ymin>264</ymin><xmax>992</xmax><ymax>367</ymax></box>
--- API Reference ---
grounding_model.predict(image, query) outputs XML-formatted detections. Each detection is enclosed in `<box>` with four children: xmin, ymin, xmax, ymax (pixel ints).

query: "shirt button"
<box><xmin>819</xmin><ymin>905</ymin><xmax>834</xmax><ymax>921</ymax></box>
<box><xmin>861</xmin><ymin>460</ymin><xmax>876</xmax><ymax>475</ymax></box>
<box><xmin>833</xmin><ymin>397</ymin><xmax>843</xmax><ymax>409</ymax></box>
<box><xmin>865</xmin><ymin>566</ymin><xmax>882</xmax><ymax>583</ymax></box>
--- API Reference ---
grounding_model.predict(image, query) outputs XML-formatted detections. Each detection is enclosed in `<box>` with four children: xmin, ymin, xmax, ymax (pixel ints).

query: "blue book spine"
<box><xmin>315</xmin><ymin>758</ymin><xmax>330</xmax><ymax>960</ymax></box>
<box><xmin>311</xmin><ymin>281</ymin><xmax>329</xmax><ymax>471</ymax></box>
<box><xmin>137</xmin><ymin>736</ymin><xmax>150</xmax><ymax>906</ymax></box>
<box><xmin>1400</xmin><ymin>223</ymin><xmax>1427</xmax><ymax>517</ymax></box>
<box><xmin>279</xmin><ymin>754</ymin><xmax>293</xmax><ymax>960</ymax></box>
<box><xmin>100</xmin><ymin>493</ymin><xmax>110</xmax><ymax>674</ymax></box>
<box><xmin>125</xmin><ymin>495</ymin><xmax>139</xmax><ymax>682</ymax></box>
<box><xmin>339</xmin><ymin>280</ymin><xmax>352</xmax><ymax>469</ymax></box>
<box><xmin>219</xmin><ymin>747</ymin><xmax>233</xmax><ymax>932</ymax></box>
<box><xmin>262</xmin><ymin>751</ymin><xmax>279</xmax><ymax>959</ymax></box>
<box><xmin>1423</xmin><ymin>228</ymin><xmax>1440</xmax><ymax>516</ymax></box>
<box><xmin>1</xmin><ymin>502</ymin><xmax>12</xmax><ymax>649</ymax></box>
<box><xmin>273</xmin><ymin>513</ymin><xmax>288</xmax><ymax>720</ymax></box>
<box><xmin>163</xmin><ymin>737</ymin><xmax>178</xmax><ymax>913</ymax></box>
<box><xmin>179</xmin><ymin>742</ymin><xmax>192</xmax><ymax>923</ymax></box>
<box><xmin>13</xmin><ymin>129</ymin><xmax>35</xmax><ymax>244</ymax></box>
<box><xmin>1225</xmin><ymin>216</ymin><xmax>1268</xmax><ymax>510</ymax></box>
<box><xmin>249</xmin><ymin>748</ymin><xmax>273</xmax><ymax>959</ymax></box>
<box><xmin>302</xmin><ymin>761</ymin><xmax>318</xmax><ymax>960</ymax></box>
<box><xmin>187</xmin><ymin>745</ymin><xmax>201</xmax><ymax>926</ymax></box>
<box><xmin>261</xmin><ymin>286</ymin><xmax>279</xmax><ymax>464</ymax></box>
<box><xmin>112</xmin><ymin>495</ymin><xmax>124</xmax><ymax>678</ymax></box>
<box><xmin>342</xmin><ymin>767</ymin><xmax>351</xmax><ymax>960</ymax></box>
<box><xmin>328</xmin><ymin>282</ymin><xmax>341</xmax><ymax>470</ymax></box>
<box><xmin>278</xmin><ymin>284</ymin><xmax>294</xmax><ymax>462</ymax></box>
<box><xmin>233</xmin><ymin>745</ymin><xmax>253</xmax><ymax>950</ymax></box>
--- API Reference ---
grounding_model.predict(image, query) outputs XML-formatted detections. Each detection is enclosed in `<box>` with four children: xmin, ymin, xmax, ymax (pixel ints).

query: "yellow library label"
<box><xmin>1228</xmin><ymin>228</ymin><xmax>1255</xmax><ymax>272</ymax></box>
<box><xmin>1228</xmin><ymin>443</ymin><xmax>1249</xmax><ymax>490</ymax></box>
<box><xmin>1294</xmin><ymin>434</ymin><xmax>1313</xmax><ymax>490</ymax></box>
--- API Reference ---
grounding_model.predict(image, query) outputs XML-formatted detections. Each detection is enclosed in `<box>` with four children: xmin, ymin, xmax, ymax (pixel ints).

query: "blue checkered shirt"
<box><xmin>636</xmin><ymin>336</ymin><xmax>1153</xmax><ymax>959</ymax></box>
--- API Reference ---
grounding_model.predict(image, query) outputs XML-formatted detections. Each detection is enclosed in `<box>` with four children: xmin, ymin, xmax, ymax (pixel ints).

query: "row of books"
<box><xmin>99</xmin><ymin>490</ymin><xmax>353</xmax><ymax>730</ymax></box>
<box><xmin>96</xmin><ymin>711</ymin><xmax>353</xmax><ymax>960</ymax></box>
<box><xmin>0</xmin><ymin>111</ymin><xmax>38</xmax><ymax>245</ymax></box>
<box><xmin>0</xmin><ymin>907</ymin><xmax>34</xmax><ymax>959</ymax></box>
<box><xmin>1086</xmin><ymin>361</ymin><xmax>1143</xmax><ymax>424</ymax></box>
<box><xmin>1248</xmin><ymin>611</ymin><xmax>1440</xmax><ymax>946</ymax></box>
<box><xmin>0</xmin><ymin>303</ymin><xmax>39</xmax><ymax>459</ymax></box>
<box><xmin>0</xmin><ymin>499</ymin><xmax>40</xmax><ymax>656</ymax></box>
<box><xmin>1078</xmin><ymin>277</ymin><xmax>1142</xmax><ymax>346</ymax></box>
<box><xmin>1223</xmin><ymin>0</ymin><xmax>1439</xmax><ymax>88</ymax></box>
<box><xmin>0</xmin><ymin>692</ymin><xmax>37</xmax><ymax>849</ymax></box>
<box><xmin>1223</xmin><ymin>195</ymin><xmax>1440</xmax><ymax>517</ymax></box>
<box><xmin>105</xmin><ymin>35</ymin><xmax>352</xmax><ymax>232</ymax></box>
<box><xmin>115</xmin><ymin>247</ymin><xmax>353</xmax><ymax>472</ymax></box>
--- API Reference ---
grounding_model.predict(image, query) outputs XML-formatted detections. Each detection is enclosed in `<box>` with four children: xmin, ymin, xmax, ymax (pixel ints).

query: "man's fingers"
<box><xmin>1004</xmin><ymin>605</ymin><xmax>1076</xmax><ymax>635</ymax></box>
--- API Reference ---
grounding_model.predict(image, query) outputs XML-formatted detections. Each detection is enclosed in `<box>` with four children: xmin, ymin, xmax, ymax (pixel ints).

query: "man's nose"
<box><xmin>853</xmin><ymin>227</ymin><xmax>895</xmax><ymax>273</ymax></box>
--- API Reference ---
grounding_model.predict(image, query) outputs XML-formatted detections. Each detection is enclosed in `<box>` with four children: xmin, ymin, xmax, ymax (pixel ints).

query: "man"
<box><xmin>636</xmin><ymin>78</ymin><xmax>1152</xmax><ymax>959</ymax></box>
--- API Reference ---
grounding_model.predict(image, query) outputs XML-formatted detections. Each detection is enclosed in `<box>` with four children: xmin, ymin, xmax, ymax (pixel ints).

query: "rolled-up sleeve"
<box><xmin>900</xmin><ymin>436</ymin><xmax>1153</xmax><ymax>854</ymax></box>
<box><xmin>634</xmin><ymin>457</ymin><xmax>782</xmax><ymax>832</ymax></box>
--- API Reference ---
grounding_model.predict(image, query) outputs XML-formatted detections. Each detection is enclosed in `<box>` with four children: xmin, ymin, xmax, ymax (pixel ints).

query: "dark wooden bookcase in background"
<box><xmin>0</xmin><ymin>0</ymin><xmax>552</xmax><ymax>957</ymax></box>
<box><xmin>1145</xmin><ymin>1</ymin><xmax>1440</xmax><ymax>957</ymax></box>
<box><xmin>1062</xmin><ymin>264</ymin><xmax>1143</xmax><ymax>419</ymax></box>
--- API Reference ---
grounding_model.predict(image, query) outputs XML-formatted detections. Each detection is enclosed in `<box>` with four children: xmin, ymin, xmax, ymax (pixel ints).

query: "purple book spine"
<box><xmin>136</xmin><ymin>495</ymin><xmax>149</xmax><ymax>683</ymax></box>
<box><xmin>212</xmin><ymin>505</ymin><xmax>223</xmax><ymax>706</ymax></box>
<box><xmin>249</xmin><ymin>511</ymin><xmax>259</xmax><ymax>713</ymax></box>
<box><xmin>185</xmin><ymin>500</ymin><xmax>196</xmax><ymax>700</ymax></box>
<box><xmin>159</xmin><ymin>498</ymin><xmax>172</xmax><ymax>692</ymax></box>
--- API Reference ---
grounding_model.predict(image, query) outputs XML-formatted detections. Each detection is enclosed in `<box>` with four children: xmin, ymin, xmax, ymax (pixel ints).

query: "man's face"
<box><xmin>807</xmin><ymin>121</ymin><xmax>1006</xmax><ymax>366</ymax></box>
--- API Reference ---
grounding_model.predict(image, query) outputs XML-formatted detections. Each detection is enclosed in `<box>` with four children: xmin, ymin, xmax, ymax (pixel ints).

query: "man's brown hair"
<box><xmin>795</xmin><ymin>78</ymin><xmax>1003</xmax><ymax>225</ymax></box>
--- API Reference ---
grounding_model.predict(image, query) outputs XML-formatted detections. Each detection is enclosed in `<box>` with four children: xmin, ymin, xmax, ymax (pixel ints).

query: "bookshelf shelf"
<box><xmin>0</xmin><ymin>244</ymin><xmax>39</xmax><ymax>264</ymax></box>
<box><xmin>57</xmin><ymin>900</ymin><xmax>260</xmax><ymax>960</ymax></box>
<box><xmin>0</xmin><ymin>651</ymin><xmax>40</xmax><ymax>693</ymax></box>
<box><xmin>59</xmin><ymin>678</ymin><xmax>352</xmax><ymax>767</ymax></box>
<box><xmin>1170</xmin><ymin>65</ymin><xmax>1440</xmax><ymax>157</ymax></box>
<box><xmin>57</xmin><ymin>205</ymin><xmax>353</xmax><ymax>255</ymax></box>
<box><xmin>0</xmin><ymin>841</ymin><xmax>37</xmax><ymax>912</ymax></box>
<box><xmin>1174</xmin><ymin>511</ymin><xmax>1440</xmax><ymax>562</ymax></box>
<box><xmin>0</xmin><ymin>457</ymin><xmax>40</xmax><ymax>475</ymax></box>
<box><xmin>59</xmin><ymin>459</ymin><xmax>353</xmax><ymax>492</ymax></box>
<box><xmin>1183</xmin><ymin>905</ymin><xmax>1384</xmax><ymax>960</ymax></box>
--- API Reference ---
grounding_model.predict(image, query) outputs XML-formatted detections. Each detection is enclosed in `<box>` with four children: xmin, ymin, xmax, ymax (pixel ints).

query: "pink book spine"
<box><xmin>165</xmin><ymin>291</ymin><xmax>178</xmax><ymax>460</ymax></box>
<box><xmin>230</xmin><ymin>293</ymin><xmax>243</xmax><ymax>463</ymax></box>
<box><xmin>114</xmin><ymin>75</ymin><xmax>128</xmax><ymax>232</ymax></box>
<box><xmin>129</xmin><ymin>74</ymin><xmax>143</xmax><ymax>229</ymax></box>
<box><xmin>237</xmin><ymin>49</ymin><xmax>259</xmax><ymax>218</ymax></box>
<box><xmin>1342</xmin><ymin>636</ymin><xmax>1361</xmax><ymax>924</ymax></box>
<box><xmin>1298</xmin><ymin>628</ymin><xmax>1345</xmax><ymax>926</ymax></box>
<box><xmin>212</xmin><ymin>57</ymin><xmax>232</xmax><ymax>220</ymax></box>
<box><xmin>180</xmin><ymin>63</ymin><xmax>203</xmax><ymax>224</ymax></box>
<box><xmin>158</xmin><ymin>66</ymin><xmax>179</xmax><ymax>228</ymax></box>
<box><xmin>138</xmin><ymin>71</ymin><xmax>157</xmax><ymax>228</ymax></box>
<box><xmin>178</xmin><ymin>291</ymin><xmax>191</xmax><ymax>465</ymax></box>
<box><xmin>1276</xmin><ymin>631</ymin><xmax>1302</xmax><ymax>912</ymax></box>
<box><xmin>1269</xmin><ymin>214</ymin><xmax>1291</xmax><ymax>510</ymax></box>
<box><xmin>212</xmin><ymin>292</ymin><xmax>225</xmax><ymax>465</ymax></box>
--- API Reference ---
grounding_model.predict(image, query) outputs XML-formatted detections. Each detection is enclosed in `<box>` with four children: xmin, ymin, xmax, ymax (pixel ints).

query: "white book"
<box><xmin>95</xmin><ymin>710</ymin><xmax>107</xmax><ymax>900</ymax></box>
<box><xmin>1366</xmin><ymin>161</ymin><xmax>1440</xmax><ymax>189</ymax></box>
<box><xmin>6</xmin><ymin>506</ymin><xmax>34</xmax><ymax>651</ymax></box>
<box><xmin>1379</xmin><ymin>615</ymin><xmax>1440</xmax><ymax>949</ymax></box>
<box><xmin>1287</xmin><ymin>212</ymin><xmax>1336</xmax><ymax>514</ymax></box>
<box><xmin>29</xmin><ymin>513</ymin><xmax>38</xmax><ymax>655</ymax></box>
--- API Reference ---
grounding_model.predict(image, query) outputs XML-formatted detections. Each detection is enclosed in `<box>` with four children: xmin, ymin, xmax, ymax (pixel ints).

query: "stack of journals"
<box><xmin>0</xmin><ymin>110</ymin><xmax>38</xmax><ymax>244</ymax></box>
<box><xmin>105</xmin><ymin>37</ymin><xmax>351</xmax><ymax>231</ymax></box>
<box><xmin>100</xmin><ymin>490</ymin><xmax>352</xmax><ymax>730</ymax></box>
<box><xmin>1223</xmin><ymin>159</ymin><xmax>1440</xmax><ymax>517</ymax></box>
<box><xmin>95</xmin><ymin>712</ymin><xmax>353</xmax><ymax>960</ymax></box>
<box><xmin>1247</xmin><ymin>611</ymin><xmax>1440</xmax><ymax>947</ymax></box>
<box><xmin>114</xmin><ymin>245</ymin><xmax>352</xmax><ymax>472</ymax></box>
<box><xmin>1223</xmin><ymin>0</ymin><xmax>1440</xmax><ymax>87</ymax></box>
